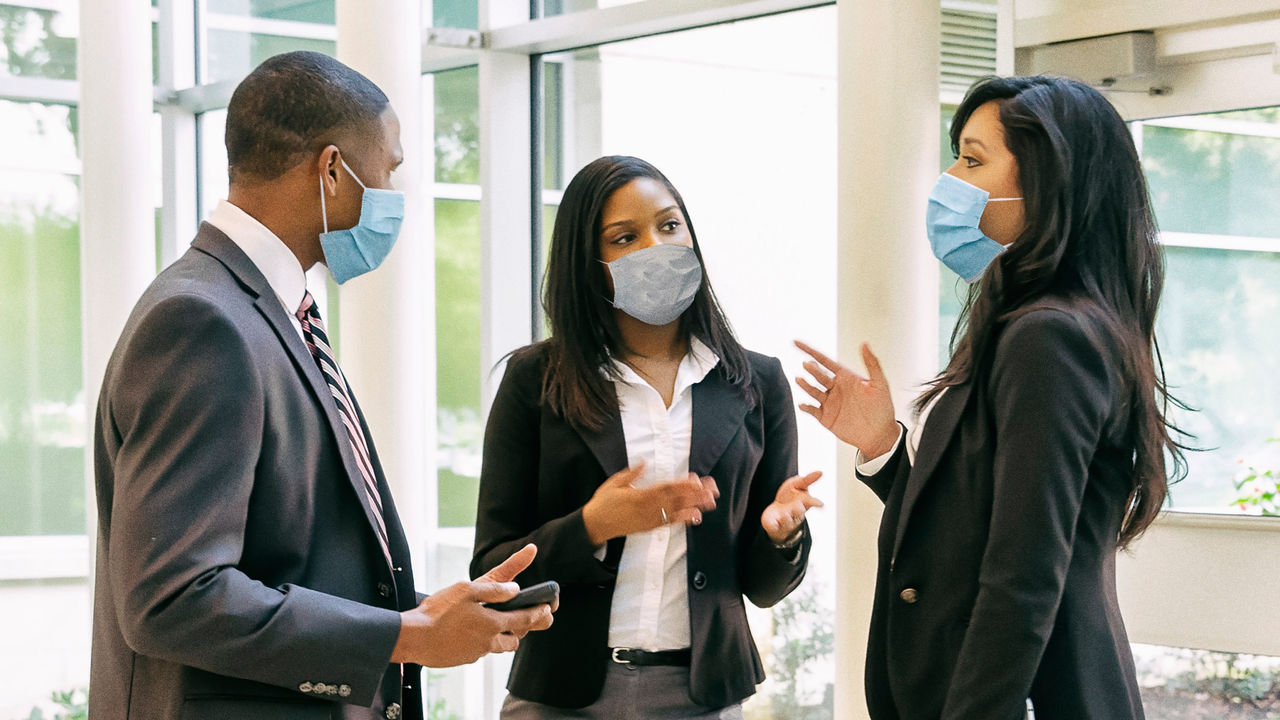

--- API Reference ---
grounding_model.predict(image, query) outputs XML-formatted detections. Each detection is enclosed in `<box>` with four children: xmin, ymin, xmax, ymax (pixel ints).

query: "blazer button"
<box><xmin>899</xmin><ymin>588</ymin><xmax>919</xmax><ymax>604</ymax></box>
<box><xmin>377</xmin><ymin>582</ymin><xmax>393</xmax><ymax>598</ymax></box>
<box><xmin>692</xmin><ymin>571</ymin><xmax>707</xmax><ymax>590</ymax></box>
<box><xmin>385</xmin><ymin>702</ymin><xmax>402</xmax><ymax>719</ymax></box>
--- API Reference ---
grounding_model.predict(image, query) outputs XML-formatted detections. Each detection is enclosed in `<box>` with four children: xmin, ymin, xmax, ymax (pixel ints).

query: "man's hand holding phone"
<box><xmin>390</xmin><ymin>544</ymin><xmax>555</xmax><ymax>667</ymax></box>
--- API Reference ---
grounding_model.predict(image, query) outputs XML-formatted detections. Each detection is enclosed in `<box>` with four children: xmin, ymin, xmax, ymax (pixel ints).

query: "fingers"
<box><xmin>763</xmin><ymin>498</ymin><xmax>817</xmax><ymax>535</ymax></box>
<box><xmin>667</xmin><ymin>506</ymin><xmax>704</xmax><ymax>527</ymax></box>
<box><xmin>795</xmin><ymin>376</ymin><xmax>828</xmax><ymax>403</ymax></box>
<box><xmin>802</xmin><ymin>360</ymin><xmax>836</xmax><ymax>389</ymax></box>
<box><xmin>861</xmin><ymin>343</ymin><xmax>887</xmax><ymax>384</ymax></box>
<box><xmin>696</xmin><ymin>474</ymin><xmax>720</xmax><ymax>500</ymax></box>
<box><xmin>494</xmin><ymin>604</ymin><xmax>555</xmax><ymax>637</ymax></box>
<box><xmin>489</xmin><ymin>632</ymin><xmax>519</xmax><ymax>654</ymax></box>
<box><xmin>761</xmin><ymin>505</ymin><xmax>803</xmax><ymax>537</ymax></box>
<box><xmin>789</xmin><ymin>470</ymin><xmax>823</xmax><ymax>491</ymax></box>
<box><xmin>794</xmin><ymin>339</ymin><xmax>842</xmax><ymax>374</ymax></box>
<box><xmin>798</xmin><ymin>403</ymin><xmax>821</xmax><ymax>419</ymax></box>
<box><xmin>662</xmin><ymin>478</ymin><xmax>717</xmax><ymax>513</ymax></box>
<box><xmin>467</xmin><ymin>580</ymin><xmax>521</xmax><ymax>604</ymax></box>
<box><xmin>480</xmin><ymin>543</ymin><xmax>537</xmax><ymax>583</ymax></box>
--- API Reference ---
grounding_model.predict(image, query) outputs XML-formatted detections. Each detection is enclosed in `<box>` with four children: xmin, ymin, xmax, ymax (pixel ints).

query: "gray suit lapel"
<box><xmin>191</xmin><ymin>224</ymin><xmax>392</xmax><ymax>570</ymax></box>
<box><xmin>892</xmin><ymin>380</ymin><xmax>973</xmax><ymax>558</ymax></box>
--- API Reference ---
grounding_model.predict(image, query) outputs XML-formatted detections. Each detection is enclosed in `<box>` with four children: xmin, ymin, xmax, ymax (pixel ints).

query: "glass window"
<box><xmin>204</xmin><ymin>31</ymin><xmax>335</xmax><ymax>85</ymax></box>
<box><xmin>541</xmin><ymin>9</ymin><xmax>838</xmax><ymax>716</ymax></box>
<box><xmin>207</xmin><ymin>0</ymin><xmax>335</xmax><ymax>24</ymax></box>
<box><xmin>431</xmin><ymin>67</ymin><xmax>483</xmax><ymax>532</ymax></box>
<box><xmin>202</xmin><ymin>0</ymin><xmax>335</xmax><ymax>84</ymax></box>
<box><xmin>1134</xmin><ymin>644</ymin><xmax>1280</xmax><ymax>718</ymax></box>
<box><xmin>432</xmin><ymin>0</ymin><xmax>478</xmax><ymax>30</ymax></box>
<box><xmin>1143</xmin><ymin>109</ymin><xmax>1280</xmax><ymax>239</ymax></box>
<box><xmin>434</xmin><ymin>66</ymin><xmax>479</xmax><ymax>185</ymax></box>
<box><xmin>0</xmin><ymin>96</ymin><xmax>90</xmax><ymax>719</ymax></box>
<box><xmin>0</xmin><ymin>99</ymin><xmax>82</xmax><ymax>537</ymax></box>
<box><xmin>0</xmin><ymin>4</ymin><xmax>77</xmax><ymax>80</ymax></box>
<box><xmin>434</xmin><ymin>197</ymin><xmax>482</xmax><ymax>529</ymax></box>
<box><xmin>538</xmin><ymin>0</ymin><xmax>644</xmax><ymax>17</ymax></box>
<box><xmin>1156</xmin><ymin>245</ymin><xmax>1280</xmax><ymax>513</ymax></box>
<box><xmin>1136</xmin><ymin>109</ymin><xmax>1280</xmax><ymax>514</ymax></box>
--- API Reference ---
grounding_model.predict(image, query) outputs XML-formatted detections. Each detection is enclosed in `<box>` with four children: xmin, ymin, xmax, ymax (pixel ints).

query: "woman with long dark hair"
<box><xmin>472</xmin><ymin>155</ymin><xmax>822</xmax><ymax>718</ymax></box>
<box><xmin>796</xmin><ymin>75</ymin><xmax>1186</xmax><ymax>719</ymax></box>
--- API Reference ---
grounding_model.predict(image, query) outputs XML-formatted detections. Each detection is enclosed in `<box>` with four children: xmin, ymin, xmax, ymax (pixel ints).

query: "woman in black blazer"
<box><xmin>472</xmin><ymin>155</ymin><xmax>823</xmax><ymax>718</ymax></box>
<box><xmin>796</xmin><ymin>76</ymin><xmax>1187</xmax><ymax>719</ymax></box>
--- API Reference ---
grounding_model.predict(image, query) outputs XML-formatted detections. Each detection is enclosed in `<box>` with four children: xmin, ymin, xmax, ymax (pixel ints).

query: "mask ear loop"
<box><xmin>987</xmin><ymin>197</ymin><xmax>1023</xmax><ymax>202</ymax></box>
<box><xmin>318</xmin><ymin>171</ymin><xmax>329</xmax><ymax>234</ymax></box>
<box><xmin>339</xmin><ymin>157</ymin><xmax>368</xmax><ymax>190</ymax></box>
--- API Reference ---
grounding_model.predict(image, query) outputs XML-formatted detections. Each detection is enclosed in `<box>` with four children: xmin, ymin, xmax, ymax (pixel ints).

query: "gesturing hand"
<box><xmin>794</xmin><ymin>340</ymin><xmax>899</xmax><ymax>458</ymax></box>
<box><xmin>390</xmin><ymin>544</ymin><xmax>554</xmax><ymax>668</ymax></box>
<box><xmin>761</xmin><ymin>471</ymin><xmax>824</xmax><ymax>544</ymax></box>
<box><xmin>581</xmin><ymin>462</ymin><xmax>719</xmax><ymax>546</ymax></box>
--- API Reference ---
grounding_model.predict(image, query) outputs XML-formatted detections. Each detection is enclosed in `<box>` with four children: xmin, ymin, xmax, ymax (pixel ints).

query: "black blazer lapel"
<box><xmin>570</xmin><ymin>402</ymin><xmax>628</xmax><ymax>479</ymax></box>
<box><xmin>892</xmin><ymin>380</ymin><xmax>973</xmax><ymax>558</ymax></box>
<box><xmin>690</xmin><ymin>369</ymin><xmax>751</xmax><ymax>477</ymax></box>
<box><xmin>569</xmin><ymin>400</ymin><xmax>629</xmax><ymax>567</ymax></box>
<box><xmin>192</xmin><ymin>224</ymin><xmax>393</xmax><ymax>571</ymax></box>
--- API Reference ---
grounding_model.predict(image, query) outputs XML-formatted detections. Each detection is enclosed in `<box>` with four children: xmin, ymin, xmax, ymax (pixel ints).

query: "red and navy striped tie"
<box><xmin>296</xmin><ymin>291</ymin><xmax>393</xmax><ymax>566</ymax></box>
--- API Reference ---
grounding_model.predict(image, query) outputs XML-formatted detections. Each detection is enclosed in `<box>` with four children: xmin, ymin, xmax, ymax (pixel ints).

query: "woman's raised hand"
<box><xmin>581</xmin><ymin>461</ymin><xmax>719</xmax><ymax>546</ymax></box>
<box><xmin>794</xmin><ymin>340</ymin><xmax>899</xmax><ymax>458</ymax></box>
<box><xmin>761</xmin><ymin>471</ymin><xmax>823</xmax><ymax>544</ymax></box>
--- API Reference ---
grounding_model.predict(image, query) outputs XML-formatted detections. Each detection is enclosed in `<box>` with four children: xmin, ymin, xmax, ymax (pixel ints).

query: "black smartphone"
<box><xmin>484</xmin><ymin>580</ymin><xmax>559</xmax><ymax>612</ymax></box>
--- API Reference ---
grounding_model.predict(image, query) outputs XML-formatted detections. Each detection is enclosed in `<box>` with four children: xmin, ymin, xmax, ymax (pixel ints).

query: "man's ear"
<box><xmin>317</xmin><ymin>144</ymin><xmax>342</xmax><ymax>195</ymax></box>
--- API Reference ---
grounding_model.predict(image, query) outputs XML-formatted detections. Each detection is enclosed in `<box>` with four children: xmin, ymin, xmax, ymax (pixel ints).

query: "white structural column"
<box><xmin>835</xmin><ymin>1</ymin><xmax>940</xmax><ymax>719</ymax></box>
<box><xmin>478</xmin><ymin>0</ymin><xmax>534</xmax><ymax>406</ymax></box>
<box><xmin>335</xmin><ymin>0</ymin><xmax>431</xmax><ymax>587</ymax></box>
<box><xmin>158</xmin><ymin>0</ymin><xmax>197</xmax><ymax>267</ymax></box>
<box><xmin>79</xmin><ymin>0</ymin><xmax>157</xmax><ymax>550</ymax></box>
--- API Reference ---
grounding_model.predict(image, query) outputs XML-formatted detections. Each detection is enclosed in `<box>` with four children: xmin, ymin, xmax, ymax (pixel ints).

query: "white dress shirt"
<box><xmin>604</xmin><ymin>337</ymin><xmax>719</xmax><ymax>651</ymax></box>
<box><xmin>206</xmin><ymin>199</ymin><xmax>308</xmax><ymax>341</ymax></box>
<box><xmin>856</xmin><ymin>388</ymin><xmax>947</xmax><ymax>474</ymax></box>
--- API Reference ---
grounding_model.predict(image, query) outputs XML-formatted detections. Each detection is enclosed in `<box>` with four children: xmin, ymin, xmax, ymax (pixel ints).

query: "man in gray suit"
<box><xmin>89</xmin><ymin>51</ymin><xmax>552</xmax><ymax>720</ymax></box>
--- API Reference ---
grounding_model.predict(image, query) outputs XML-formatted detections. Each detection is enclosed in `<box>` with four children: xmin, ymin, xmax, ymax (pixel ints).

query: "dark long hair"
<box><xmin>919</xmin><ymin>76</ymin><xmax>1188</xmax><ymax>548</ymax></box>
<box><xmin>533</xmin><ymin>155</ymin><xmax>750</xmax><ymax>430</ymax></box>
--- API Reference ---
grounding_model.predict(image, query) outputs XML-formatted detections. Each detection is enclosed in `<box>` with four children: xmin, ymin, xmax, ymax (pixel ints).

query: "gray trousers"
<box><xmin>500</xmin><ymin>663</ymin><xmax>744</xmax><ymax>720</ymax></box>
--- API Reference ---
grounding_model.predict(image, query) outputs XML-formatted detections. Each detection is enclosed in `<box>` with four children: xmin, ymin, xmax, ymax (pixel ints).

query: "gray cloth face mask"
<box><xmin>601</xmin><ymin>243</ymin><xmax>703</xmax><ymax>326</ymax></box>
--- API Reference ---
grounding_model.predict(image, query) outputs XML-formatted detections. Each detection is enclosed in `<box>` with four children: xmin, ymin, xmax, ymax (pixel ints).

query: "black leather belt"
<box><xmin>610</xmin><ymin>647</ymin><xmax>692</xmax><ymax>666</ymax></box>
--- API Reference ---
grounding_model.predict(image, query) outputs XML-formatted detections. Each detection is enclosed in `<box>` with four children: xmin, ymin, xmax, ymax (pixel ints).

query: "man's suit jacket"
<box><xmin>90</xmin><ymin>224</ymin><xmax>422</xmax><ymax>720</ymax></box>
<box><xmin>470</xmin><ymin>345</ymin><xmax>811</xmax><ymax>709</ymax></box>
<box><xmin>858</xmin><ymin>299</ymin><xmax>1145</xmax><ymax>720</ymax></box>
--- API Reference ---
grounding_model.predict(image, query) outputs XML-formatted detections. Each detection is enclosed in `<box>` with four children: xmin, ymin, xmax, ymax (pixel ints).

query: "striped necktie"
<box><xmin>296</xmin><ymin>291</ymin><xmax>393</xmax><ymax>566</ymax></box>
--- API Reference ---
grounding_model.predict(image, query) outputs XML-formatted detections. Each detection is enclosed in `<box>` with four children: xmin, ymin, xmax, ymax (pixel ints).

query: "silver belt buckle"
<box><xmin>611</xmin><ymin>647</ymin><xmax>631</xmax><ymax>664</ymax></box>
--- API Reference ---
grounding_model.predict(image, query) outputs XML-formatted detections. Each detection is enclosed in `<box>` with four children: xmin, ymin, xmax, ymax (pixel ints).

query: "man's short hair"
<box><xmin>225</xmin><ymin>51</ymin><xmax>388</xmax><ymax>183</ymax></box>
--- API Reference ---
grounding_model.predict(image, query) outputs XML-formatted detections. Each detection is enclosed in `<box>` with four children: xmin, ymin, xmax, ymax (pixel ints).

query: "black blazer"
<box><xmin>91</xmin><ymin>224</ymin><xmax>422</xmax><ymax>720</ymax></box>
<box><xmin>859</xmin><ymin>299</ymin><xmax>1144</xmax><ymax>720</ymax></box>
<box><xmin>471</xmin><ymin>345</ymin><xmax>811</xmax><ymax>709</ymax></box>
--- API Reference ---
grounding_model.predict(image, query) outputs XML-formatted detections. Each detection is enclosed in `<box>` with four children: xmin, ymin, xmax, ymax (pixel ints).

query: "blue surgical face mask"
<box><xmin>925</xmin><ymin>172</ymin><xmax>1021</xmax><ymax>283</ymax></box>
<box><xmin>602</xmin><ymin>243</ymin><xmax>703</xmax><ymax>326</ymax></box>
<box><xmin>319</xmin><ymin>157</ymin><xmax>405</xmax><ymax>285</ymax></box>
